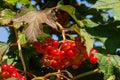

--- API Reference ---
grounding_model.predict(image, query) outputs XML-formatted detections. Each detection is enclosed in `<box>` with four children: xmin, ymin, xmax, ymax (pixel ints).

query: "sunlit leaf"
<box><xmin>18</xmin><ymin>32</ymin><xmax>27</xmax><ymax>45</ymax></box>
<box><xmin>4</xmin><ymin>0</ymin><xmax>17</xmax><ymax>5</ymax></box>
<box><xmin>95</xmin><ymin>53</ymin><xmax>120</xmax><ymax>80</ymax></box>
<box><xmin>0</xmin><ymin>9</ymin><xmax>15</xmax><ymax>25</ymax></box>
<box><xmin>4</xmin><ymin>0</ymin><xmax>30</xmax><ymax>5</ymax></box>
<box><xmin>13</xmin><ymin>8</ymin><xmax>57</xmax><ymax>41</ymax></box>
<box><xmin>83</xmin><ymin>19</ymin><xmax>99</xmax><ymax>28</ymax></box>
<box><xmin>80</xmin><ymin>29</ymin><xmax>94</xmax><ymax>53</ymax></box>
<box><xmin>6</xmin><ymin>78</ymin><xmax>19</xmax><ymax>80</ymax></box>
<box><xmin>0</xmin><ymin>42</ymin><xmax>9</xmax><ymax>63</ymax></box>
<box><xmin>37</xmin><ymin>33</ymin><xmax>51</xmax><ymax>42</ymax></box>
<box><xmin>92</xmin><ymin>0</ymin><xmax>120</xmax><ymax>20</ymax></box>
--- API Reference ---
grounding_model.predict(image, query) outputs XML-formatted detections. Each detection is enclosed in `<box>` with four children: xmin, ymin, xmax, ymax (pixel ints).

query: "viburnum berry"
<box><xmin>66</xmin><ymin>49</ymin><xmax>75</xmax><ymax>56</ymax></box>
<box><xmin>8</xmin><ymin>65</ymin><xmax>16</xmax><ymax>73</ymax></box>
<box><xmin>33</xmin><ymin>37</ymin><xmax>88</xmax><ymax>69</ymax></box>
<box><xmin>10</xmin><ymin>71</ymin><xmax>20</xmax><ymax>78</ymax></box>
<box><xmin>52</xmin><ymin>40</ymin><xmax>59</xmax><ymax>46</ymax></box>
<box><xmin>1</xmin><ymin>71</ymin><xmax>10</xmax><ymax>78</ymax></box>
<box><xmin>1</xmin><ymin>64</ymin><xmax>9</xmax><ymax>72</ymax></box>
<box><xmin>50</xmin><ymin>49</ymin><xmax>59</xmax><ymax>56</ymax></box>
<box><xmin>89</xmin><ymin>48</ymin><xmax>98</xmax><ymax>64</ymax></box>
<box><xmin>90</xmin><ymin>56</ymin><xmax>98</xmax><ymax>64</ymax></box>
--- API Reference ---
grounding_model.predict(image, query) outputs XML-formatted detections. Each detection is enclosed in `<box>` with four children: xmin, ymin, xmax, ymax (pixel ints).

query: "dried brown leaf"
<box><xmin>13</xmin><ymin>8</ymin><xmax>57</xmax><ymax>41</ymax></box>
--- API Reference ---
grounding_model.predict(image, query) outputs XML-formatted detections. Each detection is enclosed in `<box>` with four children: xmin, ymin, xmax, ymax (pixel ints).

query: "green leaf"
<box><xmin>83</xmin><ymin>19</ymin><xmax>99</xmax><ymax>28</ymax></box>
<box><xmin>0</xmin><ymin>42</ymin><xmax>9</xmax><ymax>63</ymax></box>
<box><xmin>4</xmin><ymin>0</ymin><xmax>18</xmax><ymax>5</ymax></box>
<box><xmin>92</xmin><ymin>0</ymin><xmax>120</xmax><ymax>20</ymax></box>
<box><xmin>6</xmin><ymin>78</ymin><xmax>19</xmax><ymax>80</ymax></box>
<box><xmin>18</xmin><ymin>32</ymin><xmax>27</xmax><ymax>45</ymax></box>
<box><xmin>0</xmin><ymin>9</ymin><xmax>15</xmax><ymax>25</ymax></box>
<box><xmin>71</xmin><ymin>24</ymin><xmax>81</xmax><ymax>36</ymax></box>
<box><xmin>19</xmin><ymin>0</ymin><xmax>30</xmax><ymax>5</ymax></box>
<box><xmin>37</xmin><ymin>33</ymin><xmax>51</xmax><ymax>42</ymax></box>
<box><xmin>66</xmin><ymin>34</ymin><xmax>75</xmax><ymax>40</ymax></box>
<box><xmin>95</xmin><ymin>53</ymin><xmax>120</xmax><ymax>80</ymax></box>
<box><xmin>80</xmin><ymin>29</ymin><xmax>94</xmax><ymax>53</ymax></box>
<box><xmin>57</xmin><ymin>0</ymin><xmax>64</xmax><ymax>7</ymax></box>
<box><xmin>4</xmin><ymin>0</ymin><xmax>30</xmax><ymax>5</ymax></box>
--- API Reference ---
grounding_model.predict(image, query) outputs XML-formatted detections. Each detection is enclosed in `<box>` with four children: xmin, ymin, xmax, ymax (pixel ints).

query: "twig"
<box><xmin>74</xmin><ymin>68</ymin><xmax>99</xmax><ymax>79</ymax></box>
<box><xmin>13</xmin><ymin>27</ymin><xmax>27</xmax><ymax>72</ymax></box>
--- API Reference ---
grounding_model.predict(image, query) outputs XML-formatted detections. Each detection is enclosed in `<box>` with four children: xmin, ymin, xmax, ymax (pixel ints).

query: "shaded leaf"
<box><xmin>0</xmin><ymin>9</ymin><xmax>15</xmax><ymax>25</ymax></box>
<box><xmin>92</xmin><ymin>0</ymin><xmax>120</xmax><ymax>20</ymax></box>
<box><xmin>13</xmin><ymin>8</ymin><xmax>57</xmax><ymax>41</ymax></box>
<box><xmin>59</xmin><ymin>5</ymin><xmax>82</xmax><ymax>27</ymax></box>
<box><xmin>0</xmin><ymin>42</ymin><xmax>9</xmax><ymax>63</ymax></box>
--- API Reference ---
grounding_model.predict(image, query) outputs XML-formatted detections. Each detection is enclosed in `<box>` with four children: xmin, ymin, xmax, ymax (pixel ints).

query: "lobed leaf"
<box><xmin>0</xmin><ymin>42</ymin><xmax>9</xmax><ymax>63</ymax></box>
<box><xmin>13</xmin><ymin>8</ymin><xmax>57</xmax><ymax>41</ymax></box>
<box><xmin>92</xmin><ymin>0</ymin><xmax>120</xmax><ymax>20</ymax></box>
<box><xmin>0</xmin><ymin>9</ymin><xmax>15</xmax><ymax>25</ymax></box>
<box><xmin>95</xmin><ymin>53</ymin><xmax>120</xmax><ymax>80</ymax></box>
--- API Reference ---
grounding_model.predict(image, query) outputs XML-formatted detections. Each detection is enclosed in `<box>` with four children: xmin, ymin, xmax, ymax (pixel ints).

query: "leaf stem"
<box><xmin>74</xmin><ymin>68</ymin><xmax>99</xmax><ymax>79</ymax></box>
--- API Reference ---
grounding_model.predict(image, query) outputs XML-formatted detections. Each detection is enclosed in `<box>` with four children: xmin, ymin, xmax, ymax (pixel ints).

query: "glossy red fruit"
<box><xmin>19</xmin><ymin>76</ymin><xmax>26</xmax><ymax>80</ymax></box>
<box><xmin>52</xmin><ymin>40</ymin><xmax>59</xmax><ymax>46</ymax></box>
<box><xmin>59</xmin><ymin>50</ymin><xmax>65</xmax><ymax>56</ymax></box>
<box><xmin>90</xmin><ymin>48</ymin><xmax>98</xmax><ymax>55</ymax></box>
<box><xmin>8</xmin><ymin>65</ymin><xmax>16</xmax><ymax>73</ymax></box>
<box><xmin>10</xmin><ymin>71</ymin><xmax>20</xmax><ymax>78</ymax></box>
<box><xmin>1</xmin><ymin>71</ymin><xmax>10</xmax><ymax>78</ymax></box>
<box><xmin>1</xmin><ymin>64</ymin><xmax>9</xmax><ymax>71</ymax></box>
<box><xmin>61</xmin><ymin>42</ymin><xmax>70</xmax><ymax>50</ymax></box>
<box><xmin>66</xmin><ymin>49</ymin><xmax>75</xmax><ymax>56</ymax></box>
<box><xmin>50</xmin><ymin>49</ymin><xmax>59</xmax><ymax>56</ymax></box>
<box><xmin>45</xmin><ymin>37</ymin><xmax>52</xmax><ymax>45</ymax></box>
<box><xmin>90</xmin><ymin>56</ymin><xmax>98</xmax><ymax>64</ymax></box>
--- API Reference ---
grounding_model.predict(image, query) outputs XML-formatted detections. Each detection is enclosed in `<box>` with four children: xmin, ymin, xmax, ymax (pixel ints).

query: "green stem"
<box><xmin>74</xmin><ymin>68</ymin><xmax>99</xmax><ymax>80</ymax></box>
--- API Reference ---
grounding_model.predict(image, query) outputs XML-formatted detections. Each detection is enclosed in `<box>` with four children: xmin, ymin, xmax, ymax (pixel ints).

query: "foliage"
<box><xmin>0</xmin><ymin>0</ymin><xmax>120</xmax><ymax>80</ymax></box>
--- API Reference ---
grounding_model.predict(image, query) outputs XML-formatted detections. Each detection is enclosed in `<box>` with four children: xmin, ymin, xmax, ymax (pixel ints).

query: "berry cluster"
<box><xmin>32</xmin><ymin>37</ymin><xmax>88</xmax><ymax>69</ymax></box>
<box><xmin>0</xmin><ymin>64</ymin><xmax>26</xmax><ymax>80</ymax></box>
<box><xmin>89</xmin><ymin>48</ymin><xmax>98</xmax><ymax>64</ymax></box>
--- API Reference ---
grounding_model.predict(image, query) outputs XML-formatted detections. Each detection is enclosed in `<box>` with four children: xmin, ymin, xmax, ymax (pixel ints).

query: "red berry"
<box><xmin>90</xmin><ymin>56</ymin><xmax>98</xmax><ymax>64</ymax></box>
<box><xmin>1</xmin><ymin>64</ymin><xmax>9</xmax><ymax>71</ymax></box>
<box><xmin>46</xmin><ymin>45</ymin><xmax>52</xmax><ymax>51</ymax></box>
<box><xmin>10</xmin><ymin>71</ymin><xmax>20</xmax><ymax>78</ymax></box>
<box><xmin>90</xmin><ymin>48</ymin><xmax>98</xmax><ymax>55</ymax></box>
<box><xmin>45</xmin><ymin>37</ymin><xmax>52</xmax><ymax>44</ymax></box>
<box><xmin>66</xmin><ymin>49</ymin><xmax>75</xmax><ymax>56</ymax></box>
<box><xmin>50</xmin><ymin>49</ymin><xmax>59</xmax><ymax>56</ymax></box>
<box><xmin>8</xmin><ymin>65</ymin><xmax>16</xmax><ymax>73</ymax></box>
<box><xmin>52</xmin><ymin>40</ymin><xmax>59</xmax><ymax>46</ymax></box>
<box><xmin>61</xmin><ymin>42</ymin><xmax>70</xmax><ymax>50</ymax></box>
<box><xmin>19</xmin><ymin>76</ymin><xmax>26</xmax><ymax>80</ymax></box>
<box><xmin>1</xmin><ymin>71</ymin><xmax>10</xmax><ymax>78</ymax></box>
<box><xmin>59</xmin><ymin>50</ymin><xmax>65</xmax><ymax>56</ymax></box>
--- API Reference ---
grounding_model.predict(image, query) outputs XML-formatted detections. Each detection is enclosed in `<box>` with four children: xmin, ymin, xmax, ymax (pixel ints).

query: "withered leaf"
<box><xmin>13</xmin><ymin>8</ymin><xmax>57</xmax><ymax>41</ymax></box>
<box><xmin>0</xmin><ymin>42</ymin><xmax>9</xmax><ymax>63</ymax></box>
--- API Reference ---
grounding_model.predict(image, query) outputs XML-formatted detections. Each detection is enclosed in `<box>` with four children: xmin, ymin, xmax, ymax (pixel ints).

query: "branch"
<box><xmin>74</xmin><ymin>68</ymin><xmax>99</xmax><ymax>79</ymax></box>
